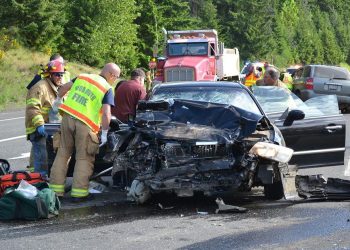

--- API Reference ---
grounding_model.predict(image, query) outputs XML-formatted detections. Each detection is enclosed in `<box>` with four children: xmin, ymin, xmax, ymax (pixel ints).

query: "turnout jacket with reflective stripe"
<box><xmin>59</xmin><ymin>74</ymin><xmax>111</xmax><ymax>132</ymax></box>
<box><xmin>25</xmin><ymin>78</ymin><xmax>59</xmax><ymax>135</ymax></box>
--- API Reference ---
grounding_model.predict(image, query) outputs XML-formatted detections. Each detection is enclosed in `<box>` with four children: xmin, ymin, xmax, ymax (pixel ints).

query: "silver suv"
<box><xmin>293</xmin><ymin>65</ymin><xmax>350</xmax><ymax>110</ymax></box>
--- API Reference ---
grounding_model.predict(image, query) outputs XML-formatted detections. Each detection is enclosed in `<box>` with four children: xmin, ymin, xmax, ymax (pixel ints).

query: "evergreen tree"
<box><xmin>135</xmin><ymin>0</ymin><xmax>159</xmax><ymax>68</ymax></box>
<box><xmin>328</xmin><ymin>10</ymin><xmax>350</xmax><ymax>64</ymax></box>
<box><xmin>0</xmin><ymin>0</ymin><xmax>67</xmax><ymax>52</ymax></box>
<box><xmin>313</xmin><ymin>9</ymin><xmax>343</xmax><ymax>64</ymax></box>
<box><xmin>294</xmin><ymin>2</ymin><xmax>323</xmax><ymax>64</ymax></box>
<box><xmin>155</xmin><ymin>0</ymin><xmax>197</xmax><ymax>31</ymax></box>
<box><xmin>216</xmin><ymin>0</ymin><xmax>277</xmax><ymax>63</ymax></box>
<box><xmin>274</xmin><ymin>0</ymin><xmax>299</xmax><ymax>66</ymax></box>
<box><xmin>62</xmin><ymin>0</ymin><xmax>138</xmax><ymax>71</ymax></box>
<box><xmin>188</xmin><ymin>0</ymin><xmax>218</xmax><ymax>29</ymax></box>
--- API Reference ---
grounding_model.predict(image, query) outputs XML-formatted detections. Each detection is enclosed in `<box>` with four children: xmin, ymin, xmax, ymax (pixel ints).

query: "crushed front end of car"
<box><xmin>106</xmin><ymin>99</ymin><xmax>294</xmax><ymax>203</ymax></box>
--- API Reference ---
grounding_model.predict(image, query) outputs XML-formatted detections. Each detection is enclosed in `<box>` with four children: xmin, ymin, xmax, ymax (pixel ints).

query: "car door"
<box><xmin>275</xmin><ymin>115</ymin><xmax>345</xmax><ymax>168</ymax></box>
<box><xmin>274</xmin><ymin>97</ymin><xmax>345</xmax><ymax>168</ymax></box>
<box><xmin>252</xmin><ymin>86</ymin><xmax>345</xmax><ymax>168</ymax></box>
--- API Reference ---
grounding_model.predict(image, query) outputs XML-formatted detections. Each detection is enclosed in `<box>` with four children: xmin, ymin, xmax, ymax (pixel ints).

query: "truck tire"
<box><xmin>264</xmin><ymin>180</ymin><xmax>284</xmax><ymax>200</ymax></box>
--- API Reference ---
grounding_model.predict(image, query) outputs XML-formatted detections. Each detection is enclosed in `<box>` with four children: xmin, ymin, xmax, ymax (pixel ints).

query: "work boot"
<box><xmin>70</xmin><ymin>193</ymin><xmax>94</xmax><ymax>203</ymax></box>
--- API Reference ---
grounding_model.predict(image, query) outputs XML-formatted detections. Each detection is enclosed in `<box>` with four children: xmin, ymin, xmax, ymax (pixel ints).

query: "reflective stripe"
<box><xmin>71</xmin><ymin>188</ymin><xmax>89</xmax><ymax>197</ymax></box>
<box><xmin>42</xmin><ymin>106</ymin><xmax>51</xmax><ymax>111</ymax></box>
<box><xmin>49</xmin><ymin>184</ymin><xmax>65</xmax><ymax>193</ymax></box>
<box><xmin>79</xmin><ymin>75</ymin><xmax>108</xmax><ymax>94</ymax></box>
<box><xmin>42</xmin><ymin>106</ymin><xmax>51</xmax><ymax>114</ymax></box>
<box><xmin>26</xmin><ymin>98</ymin><xmax>41</xmax><ymax>106</ymax></box>
<box><xmin>60</xmin><ymin>104</ymin><xmax>100</xmax><ymax>132</ymax></box>
<box><xmin>26</xmin><ymin>126</ymin><xmax>36</xmax><ymax>134</ymax></box>
<box><xmin>245</xmin><ymin>75</ymin><xmax>259</xmax><ymax>87</ymax></box>
<box><xmin>32</xmin><ymin>115</ymin><xmax>44</xmax><ymax>126</ymax></box>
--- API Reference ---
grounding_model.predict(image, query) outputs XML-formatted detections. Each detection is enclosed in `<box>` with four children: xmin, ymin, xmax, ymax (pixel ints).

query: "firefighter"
<box><xmin>27</xmin><ymin>54</ymin><xmax>71</xmax><ymax>172</ymax></box>
<box><xmin>49</xmin><ymin>63</ymin><xmax>120</xmax><ymax>202</ymax></box>
<box><xmin>25</xmin><ymin>60</ymin><xmax>66</xmax><ymax>178</ymax></box>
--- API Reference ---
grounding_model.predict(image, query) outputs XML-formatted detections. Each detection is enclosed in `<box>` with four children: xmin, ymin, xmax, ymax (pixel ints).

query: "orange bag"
<box><xmin>0</xmin><ymin>171</ymin><xmax>45</xmax><ymax>196</ymax></box>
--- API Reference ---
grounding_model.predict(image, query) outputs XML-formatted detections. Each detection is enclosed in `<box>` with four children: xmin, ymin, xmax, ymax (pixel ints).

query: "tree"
<box><xmin>188</xmin><ymin>0</ymin><xmax>218</xmax><ymax>29</ymax></box>
<box><xmin>0</xmin><ymin>0</ymin><xmax>67</xmax><ymax>52</ymax></box>
<box><xmin>155</xmin><ymin>0</ymin><xmax>197</xmax><ymax>31</ymax></box>
<box><xmin>216</xmin><ymin>0</ymin><xmax>277</xmax><ymax>63</ymax></box>
<box><xmin>313</xmin><ymin>9</ymin><xmax>343</xmax><ymax>64</ymax></box>
<box><xmin>274</xmin><ymin>0</ymin><xmax>299</xmax><ymax>66</ymax></box>
<box><xmin>61</xmin><ymin>0</ymin><xmax>138</xmax><ymax>71</ymax></box>
<box><xmin>134</xmin><ymin>0</ymin><xmax>159</xmax><ymax>68</ymax></box>
<box><xmin>293</xmin><ymin>2</ymin><xmax>323</xmax><ymax>64</ymax></box>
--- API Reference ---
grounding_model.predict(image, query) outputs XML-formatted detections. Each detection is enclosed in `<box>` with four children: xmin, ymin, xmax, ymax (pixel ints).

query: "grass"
<box><xmin>0</xmin><ymin>46</ymin><xmax>98</xmax><ymax>111</ymax></box>
<box><xmin>339</xmin><ymin>62</ymin><xmax>350</xmax><ymax>71</ymax></box>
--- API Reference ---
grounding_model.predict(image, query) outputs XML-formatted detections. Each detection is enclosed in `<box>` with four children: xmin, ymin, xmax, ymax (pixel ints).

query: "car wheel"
<box><xmin>264</xmin><ymin>180</ymin><xmax>284</xmax><ymax>200</ymax></box>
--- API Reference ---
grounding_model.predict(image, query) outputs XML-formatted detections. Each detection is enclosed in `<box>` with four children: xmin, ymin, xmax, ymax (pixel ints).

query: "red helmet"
<box><xmin>47</xmin><ymin>60</ymin><xmax>65</xmax><ymax>73</ymax></box>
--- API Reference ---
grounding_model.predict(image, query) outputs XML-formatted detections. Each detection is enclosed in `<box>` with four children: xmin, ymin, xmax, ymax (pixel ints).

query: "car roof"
<box><xmin>154</xmin><ymin>81</ymin><xmax>245</xmax><ymax>89</ymax></box>
<box><xmin>304</xmin><ymin>64</ymin><xmax>346</xmax><ymax>69</ymax></box>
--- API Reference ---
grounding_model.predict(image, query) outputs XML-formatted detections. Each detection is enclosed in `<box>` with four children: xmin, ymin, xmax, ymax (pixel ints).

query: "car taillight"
<box><xmin>305</xmin><ymin>77</ymin><xmax>313</xmax><ymax>90</ymax></box>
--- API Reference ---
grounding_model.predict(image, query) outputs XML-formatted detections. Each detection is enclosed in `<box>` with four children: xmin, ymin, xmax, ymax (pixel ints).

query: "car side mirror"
<box><xmin>283</xmin><ymin>110</ymin><xmax>305</xmax><ymax>126</ymax></box>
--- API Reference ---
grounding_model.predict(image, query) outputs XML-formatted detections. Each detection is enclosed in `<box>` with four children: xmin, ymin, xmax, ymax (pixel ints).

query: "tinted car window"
<box><xmin>302</xmin><ymin>66</ymin><xmax>311</xmax><ymax>77</ymax></box>
<box><xmin>151</xmin><ymin>86</ymin><xmax>262</xmax><ymax>115</ymax></box>
<box><xmin>314</xmin><ymin>66</ymin><xmax>350</xmax><ymax>79</ymax></box>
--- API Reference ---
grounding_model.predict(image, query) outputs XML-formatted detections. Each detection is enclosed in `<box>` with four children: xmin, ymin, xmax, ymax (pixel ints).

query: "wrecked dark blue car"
<box><xmin>106</xmin><ymin>82</ymin><xmax>297</xmax><ymax>203</ymax></box>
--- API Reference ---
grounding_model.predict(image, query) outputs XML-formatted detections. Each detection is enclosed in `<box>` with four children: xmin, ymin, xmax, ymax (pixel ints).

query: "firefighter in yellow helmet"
<box><xmin>25</xmin><ymin>60</ymin><xmax>66</xmax><ymax>178</ymax></box>
<box><xmin>49</xmin><ymin>63</ymin><xmax>121</xmax><ymax>202</ymax></box>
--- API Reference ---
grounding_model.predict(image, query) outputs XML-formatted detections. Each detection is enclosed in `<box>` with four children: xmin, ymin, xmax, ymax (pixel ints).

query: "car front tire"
<box><xmin>264</xmin><ymin>180</ymin><xmax>284</xmax><ymax>200</ymax></box>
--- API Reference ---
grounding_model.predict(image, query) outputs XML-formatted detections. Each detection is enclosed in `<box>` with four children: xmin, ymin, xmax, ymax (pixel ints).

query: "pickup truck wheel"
<box><xmin>264</xmin><ymin>180</ymin><xmax>284</xmax><ymax>200</ymax></box>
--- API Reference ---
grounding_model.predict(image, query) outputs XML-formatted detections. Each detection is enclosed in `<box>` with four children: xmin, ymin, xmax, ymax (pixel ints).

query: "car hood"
<box><xmin>136</xmin><ymin>99</ymin><xmax>264</xmax><ymax>140</ymax></box>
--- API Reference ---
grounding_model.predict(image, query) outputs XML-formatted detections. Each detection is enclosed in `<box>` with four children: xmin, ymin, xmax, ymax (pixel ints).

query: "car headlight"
<box><xmin>249</xmin><ymin>142</ymin><xmax>294</xmax><ymax>163</ymax></box>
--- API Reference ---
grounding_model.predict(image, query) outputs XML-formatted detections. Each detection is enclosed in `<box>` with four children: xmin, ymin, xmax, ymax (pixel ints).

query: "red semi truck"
<box><xmin>153</xmin><ymin>29</ymin><xmax>240</xmax><ymax>84</ymax></box>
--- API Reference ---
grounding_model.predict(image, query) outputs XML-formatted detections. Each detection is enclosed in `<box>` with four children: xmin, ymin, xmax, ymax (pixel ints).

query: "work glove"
<box><xmin>52</xmin><ymin>97</ymin><xmax>63</xmax><ymax>113</ymax></box>
<box><xmin>99</xmin><ymin>129</ymin><xmax>108</xmax><ymax>147</ymax></box>
<box><xmin>36</xmin><ymin>125</ymin><xmax>47</xmax><ymax>137</ymax></box>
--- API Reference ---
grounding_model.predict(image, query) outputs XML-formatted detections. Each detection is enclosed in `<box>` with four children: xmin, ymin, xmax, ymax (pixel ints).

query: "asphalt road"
<box><xmin>0</xmin><ymin>110</ymin><xmax>29</xmax><ymax>169</ymax></box>
<box><xmin>1</xmin><ymin>110</ymin><xmax>350</xmax><ymax>249</ymax></box>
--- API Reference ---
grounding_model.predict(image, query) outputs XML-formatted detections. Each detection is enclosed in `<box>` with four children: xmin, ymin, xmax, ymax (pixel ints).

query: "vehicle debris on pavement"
<box><xmin>158</xmin><ymin>203</ymin><xmax>174</xmax><ymax>210</ymax></box>
<box><xmin>296</xmin><ymin>175</ymin><xmax>350</xmax><ymax>199</ymax></box>
<box><xmin>215</xmin><ymin>197</ymin><xmax>247</xmax><ymax>213</ymax></box>
<box><xmin>88</xmin><ymin>181</ymin><xmax>107</xmax><ymax>194</ymax></box>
